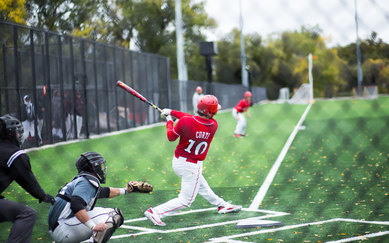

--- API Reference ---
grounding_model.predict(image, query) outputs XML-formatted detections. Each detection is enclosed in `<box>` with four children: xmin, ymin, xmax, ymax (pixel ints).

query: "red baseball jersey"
<box><xmin>234</xmin><ymin>99</ymin><xmax>251</xmax><ymax>113</ymax></box>
<box><xmin>166</xmin><ymin>110</ymin><xmax>218</xmax><ymax>161</ymax></box>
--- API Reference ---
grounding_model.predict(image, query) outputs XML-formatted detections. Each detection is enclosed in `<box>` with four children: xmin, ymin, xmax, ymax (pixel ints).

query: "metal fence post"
<box><xmin>121</xmin><ymin>49</ymin><xmax>129</xmax><ymax>129</ymax></box>
<box><xmin>69</xmin><ymin>36</ymin><xmax>78</xmax><ymax>139</ymax></box>
<box><xmin>113</xmin><ymin>47</ymin><xmax>119</xmax><ymax>130</ymax></box>
<box><xmin>13</xmin><ymin>26</ymin><xmax>21</xmax><ymax>119</ymax></box>
<box><xmin>129</xmin><ymin>52</ymin><xmax>136</xmax><ymax>128</ymax></box>
<box><xmin>29</xmin><ymin>29</ymin><xmax>39</xmax><ymax>146</ymax></box>
<box><xmin>2</xmin><ymin>44</ymin><xmax>10</xmax><ymax>114</ymax></box>
<box><xmin>103</xmin><ymin>46</ymin><xmax>110</xmax><ymax>132</ymax></box>
<box><xmin>80</xmin><ymin>39</ymin><xmax>89</xmax><ymax>138</ymax></box>
<box><xmin>57</xmin><ymin>34</ymin><xmax>66</xmax><ymax>141</ymax></box>
<box><xmin>92</xmin><ymin>42</ymin><xmax>100</xmax><ymax>134</ymax></box>
<box><xmin>43</xmin><ymin>33</ymin><xmax>53</xmax><ymax>144</ymax></box>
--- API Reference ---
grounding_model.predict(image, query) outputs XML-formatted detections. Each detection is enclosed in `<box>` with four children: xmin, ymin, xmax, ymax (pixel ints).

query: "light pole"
<box><xmin>354</xmin><ymin>0</ymin><xmax>363</xmax><ymax>96</ymax></box>
<box><xmin>239</xmin><ymin>0</ymin><xmax>248</xmax><ymax>87</ymax></box>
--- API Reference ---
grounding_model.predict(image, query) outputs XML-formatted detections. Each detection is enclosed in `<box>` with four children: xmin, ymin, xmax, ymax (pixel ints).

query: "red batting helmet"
<box><xmin>197</xmin><ymin>95</ymin><xmax>221</xmax><ymax>118</ymax></box>
<box><xmin>244</xmin><ymin>91</ymin><xmax>252</xmax><ymax>98</ymax></box>
<box><xmin>196</xmin><ymin>86</ymin><xmax>202</xmax><ymax>92</ymax></box>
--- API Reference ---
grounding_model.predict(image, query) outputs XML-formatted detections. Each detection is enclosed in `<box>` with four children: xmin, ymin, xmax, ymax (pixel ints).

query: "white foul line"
<box><xmin>249</xmin><ymin>103</ymin><xmax>312</xmax><ymax>210</ymax></box>
<box><xmin>207</xmin><ymin>218</ymin><xmax>389</xmax><ymax>242</ymax></box>
<box><xmin>327</xmin><ymin>231</ymin><xmax>389</xmax><ymax>243</ymax></box>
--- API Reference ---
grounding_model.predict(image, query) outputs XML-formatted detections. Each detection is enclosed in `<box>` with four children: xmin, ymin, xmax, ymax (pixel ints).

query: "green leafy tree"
<box><xmin>25</xmin><ymin>0</ymin><xmax>100</xmax><ymax>32</ymax></box>
<box><xmin>363</xmin><ymin>58</ymin><xmax>389</xmax><ymax>93</ymax></box>
<box><xmin>132</xmin><ymin>0</ymin><xmax>215</xmax><ymax>80</ymax></box>
<box><xmin>214</xmin><ymin>28</ymin><xmax>242</xmax><ymax>84</ymax></box>
<box><xmin>0</xmin><ymin>0</ymin><xmax>27</xmax><ymax>23</ymax></box>
<box><xmin>337</xmin><ymin>32</ymin><xmax>389</xmax><ymax>94</ymax></box>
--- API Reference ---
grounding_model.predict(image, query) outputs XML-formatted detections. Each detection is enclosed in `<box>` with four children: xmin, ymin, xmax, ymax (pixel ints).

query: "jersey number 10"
<box><xmin>184</xmin><ymin>139</ymin><xmax>208</xmax><ymax>155</ymax></box>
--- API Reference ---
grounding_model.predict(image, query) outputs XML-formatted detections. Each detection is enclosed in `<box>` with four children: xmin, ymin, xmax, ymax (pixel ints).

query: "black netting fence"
<box><xmin>0</xmin><ymin>21</ymin><xmax>267</xmax><ymax>149</ymax></box>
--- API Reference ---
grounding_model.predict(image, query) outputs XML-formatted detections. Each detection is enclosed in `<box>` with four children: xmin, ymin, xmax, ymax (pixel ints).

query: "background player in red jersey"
<box><xmin>144</xmin><ymin>95</ymin><xmax>242</xmax><ymax>226</ymax></box>
<box><xmin>232</xmin><ymin>91</ymin><xmax>252</xmax><ymax>138</ymax></box>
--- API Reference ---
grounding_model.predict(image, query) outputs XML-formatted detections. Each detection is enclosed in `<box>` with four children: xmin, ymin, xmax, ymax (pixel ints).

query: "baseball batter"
<box><xmin>232</xmin><ymin>91</ymin><xmax>252</xmax><ymax>137</ymax></box>
<box><xmin>144</xmin><ymin>95</ymin><xmax>242</xmax><ymax>226</ymax></box>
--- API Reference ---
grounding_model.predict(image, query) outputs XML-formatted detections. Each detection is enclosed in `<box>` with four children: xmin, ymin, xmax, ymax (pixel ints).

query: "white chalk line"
<box><xmin>249</xmin><ymin>103</ymin><xmax>312</xmax><ymax>210</ymax></box>
<box><xmin>111</xmin><ymin>207</ymin><xmax>289</xmax><ymax>240</ymax></box>
<box><xmin>207</xmin><ymin>218</ymin><xmax>389</xmax><ymax>242</ymax></box>
<box><xmin>327</xmin><ymin>230</ymin><xmax>389</xmax><ymax>243</ymax></box>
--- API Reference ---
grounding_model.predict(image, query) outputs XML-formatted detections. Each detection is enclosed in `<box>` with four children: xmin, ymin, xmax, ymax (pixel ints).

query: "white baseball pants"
<box><xmin>153</xmin><ymin>156</ymin><xmax>226</xmax><ymax>218</ymax></box>
<box><xmin>232</xmin><ymin>109</ymin><xmax>246</xmax><ymax>135</ymax></box>
<box><xmin>50</xmin><ymin>207</ymin><xmax>116</xmax><ymax>243</ymax></box>
<box><xmin>22</xmin><ymin>120</ymin><xmax>35</xmax><ymax>138</ymax></box>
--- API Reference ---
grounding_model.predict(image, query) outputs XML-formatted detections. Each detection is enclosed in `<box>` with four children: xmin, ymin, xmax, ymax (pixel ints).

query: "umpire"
<box><xmin>0</xmin><ymin>114</ymin><xmax>55</xmax><ymax>242</ymax></box>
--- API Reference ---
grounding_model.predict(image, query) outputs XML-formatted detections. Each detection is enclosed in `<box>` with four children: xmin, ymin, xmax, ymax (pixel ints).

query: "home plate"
<box><xmin>235</xmin><ymin>219</ymin><xmax>284</xmax><ymax>229</ymax></box>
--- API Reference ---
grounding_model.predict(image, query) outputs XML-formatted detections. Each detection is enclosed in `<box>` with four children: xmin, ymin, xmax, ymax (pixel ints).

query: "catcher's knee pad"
<box><xmin>111</xmin><ymin>208</ymin><xmax>124</xmax><ymax>229</ymax></box>
<box><xmin>93</xmin><ymin>209</ymin><xmax>123</xmax><ymax>243</ymax></box>
<box><xmin>93</xmin><ymin>222</ymin><xmax>115</xmax><ymax>243</ymax></box>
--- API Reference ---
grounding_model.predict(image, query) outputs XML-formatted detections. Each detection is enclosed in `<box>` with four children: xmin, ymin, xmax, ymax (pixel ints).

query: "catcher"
<box><xmin>47</xmin><ymin>152</ymin><xmax>152</xmax><ymax>243</ymax></box>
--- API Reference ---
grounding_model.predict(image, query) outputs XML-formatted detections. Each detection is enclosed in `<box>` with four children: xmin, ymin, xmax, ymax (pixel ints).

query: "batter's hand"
<box><xmin>166</xmin><ymin>115</ymin><xmax>173</xmax><ymax>122</ymax></box>
<box><xmin>161</xmin><ymin>108</ymin><xmax>172</xmax><ymax>116</ymax></box>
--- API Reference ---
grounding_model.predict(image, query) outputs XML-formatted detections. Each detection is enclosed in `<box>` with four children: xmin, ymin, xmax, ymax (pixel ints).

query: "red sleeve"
<box><xmin>171</xmin><ymin>110</ymin><xmax>192</xmax><ymax>119</ymax></box>
<box><xmin>166</xmin><ymin>120</ymin><xmax>179</xmax><ymax>141</ymax></box>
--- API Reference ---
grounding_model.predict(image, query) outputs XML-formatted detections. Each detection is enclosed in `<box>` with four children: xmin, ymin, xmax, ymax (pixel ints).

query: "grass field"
<box><xmin>1</xmin><ymin>96</ymin><xmax>388</xmax><ymax>242</ymax></box>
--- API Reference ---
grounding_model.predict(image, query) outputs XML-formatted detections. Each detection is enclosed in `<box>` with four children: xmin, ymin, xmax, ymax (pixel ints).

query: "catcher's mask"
<box><xmin>76</xmin><ymin>152</ymin><xmax>107</xmax><ymax>183</ymax></box>
<box><xmin>0</xmin><ymin>114</ymin><xmax>25</xmax><ymax>147</ymax></box>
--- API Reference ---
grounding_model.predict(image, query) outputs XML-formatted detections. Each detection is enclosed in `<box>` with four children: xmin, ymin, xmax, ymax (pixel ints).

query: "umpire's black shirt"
<box><xmin>0</xmin><ymin>140</ymin><xmax>46</xmax><ymax>200</ymax></box>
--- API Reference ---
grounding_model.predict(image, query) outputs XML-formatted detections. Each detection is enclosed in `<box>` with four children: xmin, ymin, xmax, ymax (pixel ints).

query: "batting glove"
<box><xmin>166</xmin><ymin>115</ymin><xmax>173</xmax><ymax>122</ymax></box>
<box><xmin>161</xmin><ymin>108</ymin><xmax>172</xmax><ymax>116</ymax></box>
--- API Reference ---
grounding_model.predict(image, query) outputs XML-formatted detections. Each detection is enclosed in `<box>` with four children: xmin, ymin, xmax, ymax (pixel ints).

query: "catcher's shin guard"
<box><xmin>112</xmin><ymin>208</ymin><xmax>124</xmax><ymax>228</ymax></box>
<box><xmin>93</xmin><ymin>208</ymin><xmax>124</xmax><ymax>243</ymax></box>
<box><xmin>93</xmin><ymin>222</ymin><xmax>114</xmax><ymax>243</ymax></box>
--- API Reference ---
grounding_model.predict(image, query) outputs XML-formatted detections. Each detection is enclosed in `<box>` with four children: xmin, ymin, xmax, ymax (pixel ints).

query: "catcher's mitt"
<box><xmin>126</xmin><ymin>181</ymin><xmax>153</xmax><ymax>193</ymax></box>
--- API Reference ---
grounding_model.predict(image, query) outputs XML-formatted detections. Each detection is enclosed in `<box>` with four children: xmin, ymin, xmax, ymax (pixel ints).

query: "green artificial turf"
<box><xmin>1</xmin><ymin>96</ymin><xmax>388</xmax><ymax>242</ymax></box>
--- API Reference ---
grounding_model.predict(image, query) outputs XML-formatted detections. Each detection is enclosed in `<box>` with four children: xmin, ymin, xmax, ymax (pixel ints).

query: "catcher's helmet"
<box><xmin>0</xmin><ymin>114</ymin><xmax>25</xmax><ymax>147</ymax></box>
<box><xmin>197</xmin><ymin>95</ymin><xmax>221</xmax><ymax>118</ymax></box>
<box><xmin>244</xmin><ymin>91</ymin><xmax>252</xmax><ymax>98</ymax></box>
<box><xmin>76</xmin><ymin>152</ymin><xmax>107</xmax><ymax>183</ymax></box>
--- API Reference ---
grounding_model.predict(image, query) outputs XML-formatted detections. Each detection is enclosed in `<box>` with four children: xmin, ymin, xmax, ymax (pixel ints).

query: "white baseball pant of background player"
<box><xmin>22</xmin><ymin>120</ymin><xmax>35</xmax><ymax>138</ymax></box>
<box><xmin>232</xmin><ymin>109</ymin><xmax>246</xmax><ymax>135</ymax></box>
<box><xmin>152</xmin><ymin>156</ymin><xmax>228</xmax><ymax>217</ymax></box>
<box><xmin>50</xmin><ymin>207</ymin><xmax>116</xmax><ymax>243</ymax></box>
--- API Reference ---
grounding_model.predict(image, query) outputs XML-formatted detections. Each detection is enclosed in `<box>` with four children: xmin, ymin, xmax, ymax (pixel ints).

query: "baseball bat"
<box><xmin>116</xmin><ymin>81</ymin><xmax>163</xmax><ymax>112</ymax></box>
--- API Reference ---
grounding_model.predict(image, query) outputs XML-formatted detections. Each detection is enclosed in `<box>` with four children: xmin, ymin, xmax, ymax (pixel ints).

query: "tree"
<box><xmin>214</xmin><ymin>29</ymin><xmax>242</xmax><ymax>84</ymax></box>
<box><xmin>0</xmin><ymin>0</ymin><xmax>27</xmax><ymax>23</ymax></box>
<box><xmin>362</xmin><ymin>58</ymin><xmax>389</xmax><ymax>93</ymax></box>
<box><xmin>25</xmin><ymin>0</ymin><xmax>100</xmax><ymax>33</ymax></box>
<box><xmin>131</xmin><ymin>0</ymin><xmax>216</xmax><ymax>80</ymax></box>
